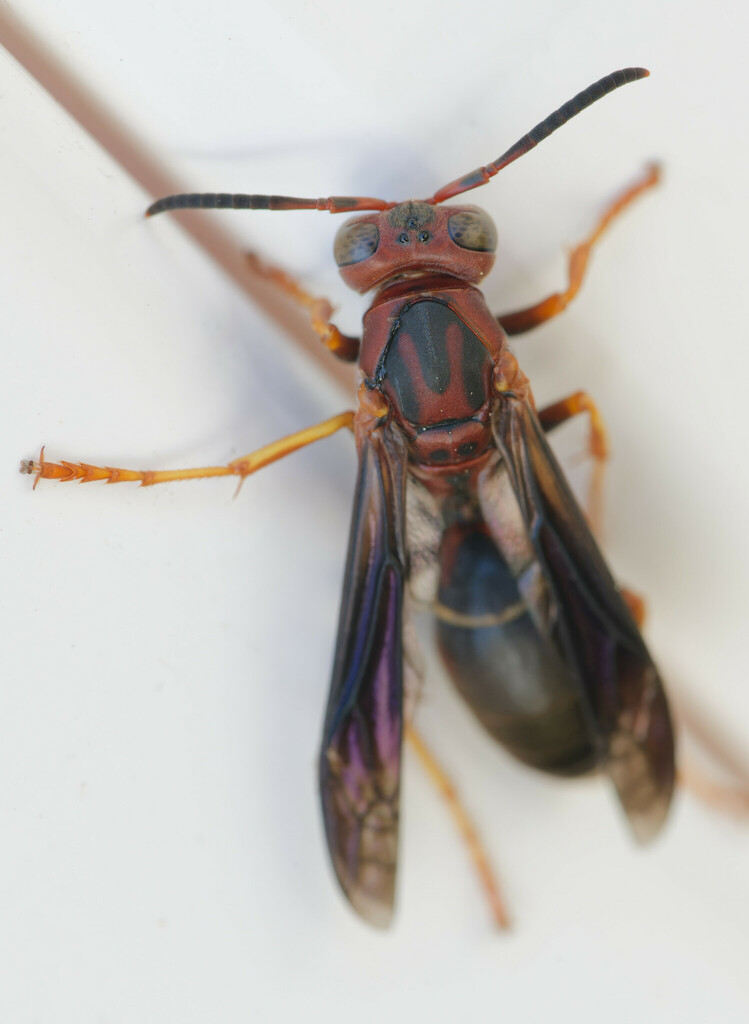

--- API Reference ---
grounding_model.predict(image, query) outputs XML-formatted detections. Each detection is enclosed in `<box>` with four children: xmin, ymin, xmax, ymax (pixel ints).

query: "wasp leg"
<box><xmin>498</xmin><ymin>164</ymin><xmax>660</xmax><ymax>336</ymax></box>
<box><xmin>539</xmin><ymin>391</ymin><xmax>608</xmax><ymax>538</ymax></box>
<box><xmin>245</xmin><ymin>252</ymin><xmax>359</xmax><ymax>362</ymax></box>
<box><xmin>405</xmin><ymin>722</ymin><xmax>510</xmax><ymax>930</ymax></box>
<box><xmin>20</xmin><ymin>411</ymin><xmax>355</xmax><ymax>494</ymax></box>
<box><xmin>540</xmin><ymin>397</ymin><xmax>646</xmax><ymax>617</ymax></box>
<box><xmin>620</xmin><ymin>588</ymin><xmax>646</xmax><ymax>628</ymax></box>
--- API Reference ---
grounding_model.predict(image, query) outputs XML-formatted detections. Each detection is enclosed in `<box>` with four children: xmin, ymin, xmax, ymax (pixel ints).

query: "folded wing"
<box><xmin>490</xmin><ymin>395</ymin><xmax>675</xmax><ymax>841</ymax></box>
<box><xmin>319</xmin><ymin>421</ymin><xmax>408</xmax><ymax>926</ymax></box>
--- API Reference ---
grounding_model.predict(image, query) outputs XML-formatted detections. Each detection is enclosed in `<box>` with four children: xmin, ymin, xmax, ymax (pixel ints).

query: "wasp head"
<box><xmin>334</xmin><ymin>200</ymin><xmax>497</xmax><ymax>293</ymax></box>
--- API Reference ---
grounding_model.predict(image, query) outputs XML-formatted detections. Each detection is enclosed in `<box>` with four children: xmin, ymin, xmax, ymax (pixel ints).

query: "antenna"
<box><xmin>427</xmin><ymin>68</ymin><xmax>649</xmax><ymax>204</ymax></box>
<box><xmin>146</xmin><ymin>192</ymin><xmax>392</xmax><ymax>218</ymax></box>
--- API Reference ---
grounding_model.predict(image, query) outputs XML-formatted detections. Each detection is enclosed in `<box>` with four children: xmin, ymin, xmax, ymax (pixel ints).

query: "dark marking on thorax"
<box><xmin>375</xmin><ymin>299</ymin><xmax>493</xmax><ymax>426</ymax></box>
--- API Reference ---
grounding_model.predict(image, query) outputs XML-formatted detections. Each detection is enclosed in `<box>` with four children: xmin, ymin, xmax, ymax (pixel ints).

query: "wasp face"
<box><xmin>334</xmin><ymin>201</ymin><xmax>497</xmax><ymax>294</ymax></box>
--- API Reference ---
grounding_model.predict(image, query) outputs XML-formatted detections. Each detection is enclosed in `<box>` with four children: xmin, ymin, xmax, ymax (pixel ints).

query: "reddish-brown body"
<box><xmin>26</xmin><ymin>67</ymin><xmax>683</xmax><ymax>931</ymax></box>
<box><xmin>360</xmin><ymin>275</ymin><xmax>507</xmax><ymax>472</ymax></box>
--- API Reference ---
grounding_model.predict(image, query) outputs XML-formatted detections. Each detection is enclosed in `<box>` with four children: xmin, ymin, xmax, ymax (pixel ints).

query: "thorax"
<box><xmin>360</xmin><ymin>276</ymin><xmax>507</xmax><ymax>471</ymax></box>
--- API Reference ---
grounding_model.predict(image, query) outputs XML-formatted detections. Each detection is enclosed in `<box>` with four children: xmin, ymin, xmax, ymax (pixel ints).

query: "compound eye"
<box><xmin>447</xmin><ymin>209</ymin><xmax>497</xmax><ymax>252</ymax></box>
<box><xmin>334</xmin><ymin>221</ymin><xmax>380</xmax><ymax>266</ymax></box>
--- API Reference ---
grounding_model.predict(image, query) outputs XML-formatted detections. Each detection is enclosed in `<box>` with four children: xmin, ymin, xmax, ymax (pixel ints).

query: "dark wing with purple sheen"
<box><xmin>491</xmin><ymin>395</ymin><xmax>675</xmax><ymax>841</ymax></box>
<box><xmin>319</xmin><ymin>421</ymin><xmax>408</xmax><ymax>927</ymax></box>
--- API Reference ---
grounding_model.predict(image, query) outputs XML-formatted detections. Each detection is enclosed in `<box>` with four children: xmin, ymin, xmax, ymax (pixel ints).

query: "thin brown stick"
<box><xmin>0</xmin><ymin>6</ymin><xmax>357</xmax><ymax>392</ymax></box>
<box><xmin>673</xmin><ymin>692</ymin><xmax>749</xmax><ymax>788</ymax></box>
<box><xmin>677</xmin><ymin>763</ymin><xmax>749</xmax><ymax>819</ymax></box>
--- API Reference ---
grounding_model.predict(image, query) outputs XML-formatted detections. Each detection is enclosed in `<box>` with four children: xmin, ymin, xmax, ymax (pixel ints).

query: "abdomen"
<box><xmin>436</xmin><ymin>519</ymin><xmax>599</xmax><ymax>776</ymax></box>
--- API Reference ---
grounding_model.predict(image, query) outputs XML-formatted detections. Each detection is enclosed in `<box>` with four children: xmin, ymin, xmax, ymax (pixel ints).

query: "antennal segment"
<box><xmin>428</xmin><ymin>68</ymin><xmax>649</xmax><ymax>204</ymax></box>
<box><xmin>146</xmin><ymin>193</ymin><xmax>393</xmax><ymax>217</ymax></box>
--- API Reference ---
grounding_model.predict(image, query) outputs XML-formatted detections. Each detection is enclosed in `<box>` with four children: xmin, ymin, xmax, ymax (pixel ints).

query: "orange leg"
<box><xmin>21</xmin><ymin>411</ymin><xmax>355</xmax><ymax>494</ymax></box>
<box><xmin>539</xmin><ymin>390</ymin><xmax>608</xmax><ymax>538</ymax></box>
<box><xmin>498</xmin><ymin>164</ymin><xmax>660</xmax><ymax>336</ymax></box>
<box><xmin>621</xmin><ymin>588</ymin><xmax>646</xmax><ymax>628</ymax></box>
<box><xmin>245</xmin><ymin>252</ymin><xmax>359</xmax><ymax>362</ymax></box>
<box><xmin>405</xmin><ymin>722</ymin><xmax>510</xmax><ymax>930</ymax></box>
<box><xmin>540</xmin><ymin>396</ymin><xmax>647</xmax><ymax>621</ymax></box>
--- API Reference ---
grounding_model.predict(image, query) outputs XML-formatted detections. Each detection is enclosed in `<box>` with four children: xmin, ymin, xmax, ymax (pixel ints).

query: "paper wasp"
<box><xmin>23</xmin><ymin>69</ymin><xmax>682</xmax><ymax>928</ymax></box>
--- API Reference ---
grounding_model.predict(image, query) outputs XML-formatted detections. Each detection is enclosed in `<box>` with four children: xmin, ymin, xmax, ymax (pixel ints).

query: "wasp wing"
<box><xmin>319</xmin><ymin>421</ymin><xmax>408</xmax><ymax>927</ymax></box>
<box><xmin>490</xmin><ymin>394</ymin><xmax>675</xmax><ymax>841</ymax></box>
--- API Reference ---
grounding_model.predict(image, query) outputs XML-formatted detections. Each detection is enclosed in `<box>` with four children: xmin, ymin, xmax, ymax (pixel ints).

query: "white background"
<box><xmin>2</xmin><ymin>1</ymin><xmax>749</xmax><ymax>1021</ymax></box>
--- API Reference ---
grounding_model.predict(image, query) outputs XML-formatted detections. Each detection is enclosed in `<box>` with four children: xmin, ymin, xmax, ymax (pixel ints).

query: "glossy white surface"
<box><xmin>2</xmin><ymin>1</ymin><xmax>748</xmax><ymax>1021</ymax></box>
